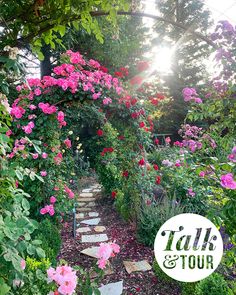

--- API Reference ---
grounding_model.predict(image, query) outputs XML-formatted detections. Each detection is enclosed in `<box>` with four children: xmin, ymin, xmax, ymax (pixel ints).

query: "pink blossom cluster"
<box><xmin>54</xmin><ymin>152</ymin><xmax>63</xmax><ymax>165</ymax></box>
<box><xmin>97</xmin><ymin>242</ymin><xmax>120</xmax><ymax>269</ymax></box>
<box><xmin>47</xmin><ymin>265</ymin><xmax>77</xmax><ymax>295</ymax></box>
<box><xmin>64</xmin><ymin>185</ymin><xmax>74</xmax><ymax>199</ymax></box>
<box><xmin>228</xmin><ymin>146</ymin><xmax>236</xmax><ymax>163</ymax></box>
<box><xmin>7</xmin><ymin>138</ymin><xmax>28</xmax><ymax>158</ymax></box>
<box><xmin>102</xmin><ymin>97</ymin><xmax>112</xmax><ymax>105</ymax></box>
<box><xmin>38</xmin><ymin>102</ymin><xmax>57</xmax><ymax>114</ymax></box>
<box><xmin>57</xmin><ymin>111</ymin><xmax>67</xmax><ymax>128</ymax></box>
<box><xmin>40</xmin><ymin>204</ymin><xmax>55</xmax><ymax>216</ymax></box>
<box><xmin>220</xmin><ymin>173</ymin><xmax>236</xmax><ymax>190</ymax></box>
<box><xmin>182</xmin><ymin>88</ymin><xmax>202</xmax><ymax>103</ymax></box>
<box><xmin>10</xmin><ymin>106</ymin><xmax>26</xmax><ymax>119</ymax></box>
<box><xmin>182</xmin><ymin>139</ymin><xmax>202</xmax><ymax>153</ymax></box>
<box><xmin>178</xmin><ymin>124</ymin><xmax>202</xmax><ymax>140</ymax></box>
<box><xmin>22</xmin><ymin>121</ymin><xmax>35</xmax><ymax>134</ymax></box>
<box><xmin>64</xmin><ymin>138</ymin><xmax>72</xmax><ymax>148</ymax></box>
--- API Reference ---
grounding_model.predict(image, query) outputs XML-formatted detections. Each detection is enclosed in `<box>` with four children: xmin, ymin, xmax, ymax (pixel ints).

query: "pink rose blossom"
<box><xmin>187</xmin><ymin>188</ymin><xmax>196</xmax><ymax>197</ymax></box>
<box><xmin>42</xmin><ymin>152</ymin><xmax>48</xmax><ymax>159</ymax></box>
<box><xmin>34</xmin><ymin>88</ymin><xmax>41</xmax><ymax>96</ymax></box>
<box><xmin>64</xmin><ymin>138</ymin><xmax>72</xmax><ymax>148</ymax></box>
<box><xmin>40</xmin><ymin>171</ymin><xmax>47</xmax><ymax>177</ymax></box>
<box><xmin>50</xmin><ymin>196</ymin><xmax>57</xmax><ymax>204</ymax></box>
<box><xmin>102</xmin><ymin>97</ymin><xmax>112</xmax><ymax>105</ymax></box>
<box><xmin>6</xmin><ymin>129</ymin><xmax>12</xmax><ymax>137</ymax></box>
<box><xmin>32</xmin><ymin>153</ymin><xmax>38</xmax><ymax>159</ymax></box>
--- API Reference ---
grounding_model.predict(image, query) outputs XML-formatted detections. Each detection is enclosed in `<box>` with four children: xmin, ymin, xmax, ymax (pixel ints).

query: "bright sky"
<box><xmin>143</xmin><ymin>0</ymin><xmax>236</xmax><ymax>73</ymax></box>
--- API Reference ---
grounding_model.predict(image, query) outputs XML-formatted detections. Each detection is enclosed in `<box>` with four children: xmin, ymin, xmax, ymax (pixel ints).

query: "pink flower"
<box><xmin>20</xmin><ymin>259</ymin><xmax>26</xmax><ymax>270</ymax></box>
<box><xmin>10</xmin><ymin>106</ymin><xmax>26</xmax><ymax>119</ymax></box>
<box><xmin>29</xmin><ymin>104</ymin><xmax>37</xmax><ymax>110</ymax></box>
<box><xmin>165</xmin><ymin>137</ymin><xmax>171</xmax><ymax>144</ymax></box>
<box><xmin>220</xmin><ymin>173</ymin><xmax>236</xmax><ymax>190</ymax></box>
<box><xmin>64</xmin><ymin>138</ymin><xmax>72</xmax><ymax>148</ymax></box>
<box><xmin>199</xmin><ymin>171</ymin><xmax>205</xmax><ymax>177</ymax></box>
<box><xmin>42</xmin><ymin>152</ymin><xmax>48</xmax><ymax>159</ymax></box>
<box><xmin>50</xmin><ymin>196</ymin><xmax>57</xmax><ymax>204</ymax></box>
<box><xmin>34</xmin><ymin>88</ymin><xmax>41</xmax><ymax>96</ymax></box>
<box><xmin>32</xmin><ymin>153</ymin><xmax>38</xmax><ymax>159</ymax></box>
<box><xmin>98</xmin><ymin>259</ymin><xmax>107</xmax><ymax>269</ymax></box>
<box><xmin>187</xmin><ymin>188</ymin><xmax>196</xmax><ymax>197</ymax></box>
<box><xmin>6</xmin><ymin>129</ymin><xmax>12</xmax><ymax>137</ymax></box>
<box><xmin>40</xmin><ymin>171</ymin><xmax>47</xmax><ymax>177</ymax></box>
<box><xmin>40</xmin><ymin>207</ymin><xmax>47</xmax><ymax>215</ymax></box>
<box><xmin>58</xmin><ymin>274</ymin><xmax>77</xmax><ymax>295</ymax></box>
<box><xmin>38</xmin><ymin>102</ymin><xmax>57</xmax><ymax>114</ymax></box>
<box><xmin>194</xmin><ymin>97</ymin><xmax>202</xmax><ymax>104</ymax></box>
<box><xmin>102</xmin><ymin>97</ymin><xmax>112</xmax><ymax>105</ymax></box>
<box><xmin>54</xmin><ymin>152</ymin><xmax>63</xmax><ymax>165</ymax></box>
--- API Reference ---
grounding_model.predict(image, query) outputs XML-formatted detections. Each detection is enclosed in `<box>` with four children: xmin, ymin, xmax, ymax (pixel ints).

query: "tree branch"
<box><xmin>15</xmin><ymin>10</ymin><xmax>216</xmax><ymax>48</ymax></box>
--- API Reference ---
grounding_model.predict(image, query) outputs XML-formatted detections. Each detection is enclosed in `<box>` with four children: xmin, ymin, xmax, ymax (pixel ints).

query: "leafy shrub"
<box><xmin>34</xmin><ymin>219</ymin><xmax>61</xmax><ymax>264</ymax></box>
<box><xmin>181</xmin><ymin>282</ymin><xmax>197</xmax><ymax>295</ymax></box>
<box><xmin>195</xmin><ymin>273</ymin><xmax>232</xmax><ymax>295</ymax></box>
<box><xmin>153</xmin><ymin>259</ymin><xmax>174</xmax><ymax>284</ymax></box>
<box><xmin>137</xmin><ymin>196</ymin><xmax>184</xmax><ymax>246</ymax></box>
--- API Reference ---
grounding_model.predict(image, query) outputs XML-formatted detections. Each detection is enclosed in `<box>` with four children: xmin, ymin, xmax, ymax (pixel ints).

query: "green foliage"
<box><xmin>137</xmin><ymin>197</ymin><xmax>184</xmax><ymax>246</ymax></box>
<box><xmin>0</xmin><ymin>0</ymin><xmax>130</xmax><ymax>57</ymax></box>
<box><xmin>180</xmin><ymin>282</ymin><xmax>197</xmax><ymax>295</ymax></box>
<box><xmin>153</xmin><ymin>259</ymin><xmax>176</xmax><ymax>284</ymax></box>
<box><xmin>34</xmin><ymin>219</ymin><xmax>61</xmax><ymax>264</ymax></box>
<box><xmin>195</xmin><ymin>273</ymin><xmax>232</xmax><ymax>295</ymax></box>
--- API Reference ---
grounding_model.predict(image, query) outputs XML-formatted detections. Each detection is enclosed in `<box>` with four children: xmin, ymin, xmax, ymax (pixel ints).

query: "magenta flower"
<box><xmin>50</xmin><ymin>196</ymin><xmax>57</xmax><ymax>204</ymax></box>
<box><xmin>220</xmin><ymin>173</ymin><xmax>236</xmax><ymax>190</ymax></box>
<box><xmin>187</xmin><ymin>188</ymin><xmax>196</xmax><ymax>197</ymax></box>
<box><xmin>32</xmin><ymin>153</ymin><xmax>39</xmax><ymax>159</ymax></box>
<box><xmin>199</xmin><ymin>171</ymin><xmax>205</xmax><ymax>177</ymax></box>
<box><xmin>40</xmin><ymin>171</ymin><xmax>47</xmax><ymax>177</ymax></box>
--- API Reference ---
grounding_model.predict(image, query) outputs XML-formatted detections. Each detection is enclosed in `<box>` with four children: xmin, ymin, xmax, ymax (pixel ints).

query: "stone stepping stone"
<box><xmin>95</xmin><ymin>281</ymin><xmax>123</xmax><ymax>295</ymax></box>
<box><xmin>94</xmin><ymin>226</ymin><xmax>106</xmax><ymax>233</ymax></box>
<box><xmin>87</xmin><ymin>202</ymin><xmax>96</xmax><ymax>207</ymax></box>
<box><xmin>88</xmin><ymin>212</ymin><xmax>99</xmax><ymax>217</ymax></box>
<box><xmin>81</xmin><ymin>218</ymin><xmax>101</xmax><ymax>225</ymax></box>
<box><xmin>123</xmin><ymin>260</ymin><xmax>152</xmax><ymax>274</ymax></box>
<box><xmin>80</xmin><ymin>246</ymin><xmax>99</xmax><ymax>258</ymax></box>
<box><xmin>81</xmin><ymin>234</ymin><xmax>108</xmax><ymax>243</ymax></box>
<box><xmin>78</xmin><ymin>202</ymin><xmax>86</xmax><ymax>207</ymax></box>
<box><xmin>76</xmin><ymin>213</ymin><xmax>85</xmax><ymax>219</ymax></box>
<box><xmin>76</xmin><ymin>227</ymin><xmax>91</xmax><ymax>233</ymax></box>
<box><xmin>82</xmin><ymin>189</ymin><xmax>92</xmax><ymax>193</ymax></box>
<box><xmin>80</xmin><ymin>192</ymin><xmax>93</xmax><ymax>197</ymax></box>
<box><xmin>93</xmin><ymin>189</ymin><xmax>101</xmax><ymax>192</ymax></box>
<box><xmin>77</xmin><ymin>197</ymin><xmax>96</xmax><ymax>202</ymax></box>
<box><xmin>78</xmin><ymin>207</ymin><xmax>92</xmax><ymax>212</ymax></box>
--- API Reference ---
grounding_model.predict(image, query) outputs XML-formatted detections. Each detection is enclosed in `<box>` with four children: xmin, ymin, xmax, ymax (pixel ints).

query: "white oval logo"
<box><xmin>154</xmin><ymin>213</ymin><xmax>223</xmax><ymax>282</ymax></box>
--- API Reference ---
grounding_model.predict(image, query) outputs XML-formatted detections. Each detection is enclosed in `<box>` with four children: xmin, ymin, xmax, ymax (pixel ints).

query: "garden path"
<box><xmin>60</xmin><ymin>177</ymin><xmax>181</xmax><ymax>295</ymax></box>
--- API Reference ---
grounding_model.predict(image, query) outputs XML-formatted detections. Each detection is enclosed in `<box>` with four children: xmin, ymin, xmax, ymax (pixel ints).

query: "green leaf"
<box><xmin>15</xmin><ymin>170</ymin><xmax>23</xmax><ymax>180</ymax></box>
<box><xmin>22</xmin><ymin>198</ymin><xmax>30</xmax><ymax>211</ymax></box>
<box><xmin>0</xmin><ymin>278</ymin><xmax>11</xmax><ymax>295</ymax></box>
<box><xmin>36</xmin><ymin>247</ymin><xmax>45</xmax><ymax>258</ymax></box>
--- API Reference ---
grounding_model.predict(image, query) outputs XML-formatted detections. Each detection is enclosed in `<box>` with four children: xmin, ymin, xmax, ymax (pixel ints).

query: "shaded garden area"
<box><xmin>0</xmin><ymin>0</ymin><xmax>236</xmax><ymax>294</ymax></box>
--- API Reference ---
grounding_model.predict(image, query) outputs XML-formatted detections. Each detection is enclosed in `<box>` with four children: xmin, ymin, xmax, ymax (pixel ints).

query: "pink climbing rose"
<box><xmin>64</xmin><ymin>138</ymin><xmax>72</xmax><ymax>148</ymax></box>
<box><xmin>50</xmin><ymin>196</ymin><xmax>57</xmax><ymax>204</ymax></box>
<box><xmin>42</xmin><ymin>152</ymin><xmax>48</xmax><ymax>159</ymax></box>
<box><xmin>97</xmin><ymin>242</ymin><xmax>120</xmax><ymax>270</ymax></box>
<box><xmin>220</xmin><ymin>173</ymin><xmax>236</xmax><ymax>190</ymax></box>
<box><xmin>47</xmin><ymin>265</ymin><xmax>77</xmax><ymax>295</ymax></box>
